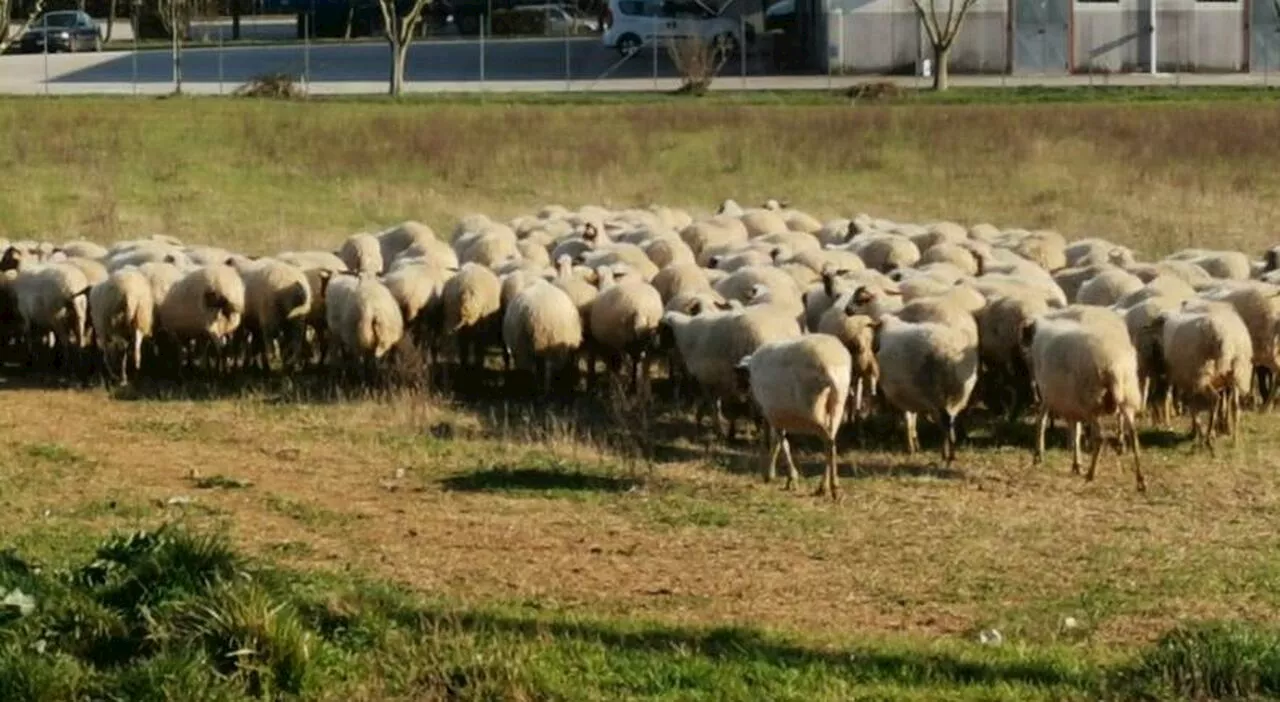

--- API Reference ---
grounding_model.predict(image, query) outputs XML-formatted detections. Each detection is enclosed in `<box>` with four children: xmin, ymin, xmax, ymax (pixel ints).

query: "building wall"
<box><xmin>819</xmin><ymin>0</ymin><xmax>1250</xmax><ymax>73</ymax></box>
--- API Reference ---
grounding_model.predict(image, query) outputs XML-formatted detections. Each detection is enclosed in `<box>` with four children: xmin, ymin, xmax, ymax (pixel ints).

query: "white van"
<box><xmin>601</xmin><ymin>0</ymin><xmax>744</xmax><ymax>56</ymax></box>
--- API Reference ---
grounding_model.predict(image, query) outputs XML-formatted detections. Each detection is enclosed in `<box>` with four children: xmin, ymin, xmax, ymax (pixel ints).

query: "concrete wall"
<box><xmin>820</xmin><ymin>0</ymin><xmax>1250</xmax><ymax>74</ymax></box>
<box><xmin>1073</xmin><ymin>0</ymin><xmax>1245</xmax><ymax>73</ymax></box>
<box><xmin>823</xmin><ymin>0</ymin><xmax>1006</xmax><ymax>73</ymax></box>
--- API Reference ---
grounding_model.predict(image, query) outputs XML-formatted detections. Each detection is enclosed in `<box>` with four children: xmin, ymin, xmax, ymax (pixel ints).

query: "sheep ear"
<box><xmin>883</xmin><ymin>287</ymin><xmax>903</xmax><ymax>296</ymax></box>
<box><xmin>163</xmin><ymin>254</ymin><xmax>177</xmax><ymax>264</ymax></box>
<box><xmin>688</xmin><ymin>299</ymin><xmax>704</xmax><ymax>316</ymax></box>
<box><xmin>852</xmin><ymin>286</ymin><xmax>874</xmax><ymax>305</ymax></box>
<box><xmin>713</xmin><ymin>300</ymin><xmax>734</xmax><ymax>311</ymax></box>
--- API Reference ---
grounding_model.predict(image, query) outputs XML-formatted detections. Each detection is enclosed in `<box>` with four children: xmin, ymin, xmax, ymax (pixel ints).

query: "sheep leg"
<box><xmin>1071</xmin><ymin>421</ymin><xmax>1083</xmax><ymax>475</ymax></box>
<box><xmin>1084</xmin><ymin>419</ymin><xmax>1105</xmax><ymax>483</ymax></box>
<box><xmin>941</xmin><ymin>411</ymin><xmax>957</xmax><ymax>467</ymax></box>
<box><xmin>1123</xmin><ymin>410</ymin><xmax>1145</xmax><ymax>492</ymax></box>
<box><xmin>903</xmin><ymin>412</ymin><xmax>918</xmax><ymax>455</ymax></box>
<box><xmin>825</xmin><ymin>437</ymin><xmax>840</xmax><ymax>499</ymax></box>
<box><xmin>1033</xmin><ymin>408</ymin><xmax>1049</xmax><ymax>466</ymax></box>
<box><xmin>777</xmin><ymin>432</ymin><xmax>802</xmax><ymax>491</ymax></box>
<box><xmin>763</xmin><ymin>428</ymin><xmax>781</xmax><ymax>484</ymax></box>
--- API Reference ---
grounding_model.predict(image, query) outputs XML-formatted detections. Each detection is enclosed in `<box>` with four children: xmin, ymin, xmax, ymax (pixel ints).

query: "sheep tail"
<box><xmin>278</xmin><ymin>281</ymin><xmax>309</xmax><ymax>320</ymax></box>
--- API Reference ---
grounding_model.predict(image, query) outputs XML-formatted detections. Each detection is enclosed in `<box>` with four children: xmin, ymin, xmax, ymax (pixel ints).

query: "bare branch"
<box><xmin>908</xmin><ymin>0</ymin><xmax>940</xmax><ymax>47</ymax></box>
<box><xmin>0</xmin><ymin>0</ymin><xmax>47</xmax><ymax>54</ymax></box>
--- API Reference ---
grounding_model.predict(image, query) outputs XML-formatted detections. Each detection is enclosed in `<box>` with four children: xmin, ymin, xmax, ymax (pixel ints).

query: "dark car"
<box><xmin>19</xmin><ymin>11</ymin><xmax>102</xmax><ymax>54</ymax></box>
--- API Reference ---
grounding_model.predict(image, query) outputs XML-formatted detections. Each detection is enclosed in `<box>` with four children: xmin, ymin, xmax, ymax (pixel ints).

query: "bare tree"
<box><xmin>0</xmin><ymin>0</ymin><xmax>46</xmax><ymax>53</ymax></box>
<box><xmin>377</xmin><ymin>0</ymin><xmax>432</xmax><ymax>96</ymax></box>
<box><xmin>104</xmin><ymin>0</ymin><xmax>118</xmax><ymax>41</ymax></box>
<box><xmin>909</xmin><ymin>0</ymin><xmax>979</xmax><ymax>91</ymax></box>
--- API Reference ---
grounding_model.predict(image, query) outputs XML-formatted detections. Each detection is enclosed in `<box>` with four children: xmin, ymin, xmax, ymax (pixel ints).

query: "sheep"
<box><xmin>1166</xmin><ymin>249</ymin><xmax>1251</xmax><ymax>281</ymax></box>
<box><xmin>780</xmin><ymin>209</ymin><xmax>823</xmax><ymax>234</ymax></box>
<box><xmin>873</xmin><ymin>314</ymin><xmax>979</xmax><ymax>466</ymax></box>
<box><xmin>238</xmin><ymin>259</ymin><xmax>314</xmax><ymax>371</ymax></box>
<box><xmin>816</xmin><ymin>305</ymin><xmax>879</xmax><ymax>419</ymax></box>
<box><xmin>383</xmin><ymin>262</ymin><xmax>452</xmax><ymax>359</ymax></box>
<box><xmin>660</xmin><ymin>304</ymin><xmax>801</xmax><ymax>439</ymax></box>
<box><xmin>739</xmin><ymin>209</ymin><xmax>789</xmax><ymax>238</ymax></box>
<box><xmin>377</xmin><ymin>220</ymin><xmax>437</xmax><ymax>264</ymax></box>
<box><xmin>103</xmin><ymin>242</ymin><xmax>188</xmax><ymax>272</ymax></box>
<box><xmin>1020</xmin><ymin>312</ymin><xmax>1145</xmax><ymax>489</ymax></box>
<box><xmin>1196</xmin><ymin>282</ymin><xmax>1280</xmax><ymax>404</ymax></box>
<box><xmin>337</xmin><ymin>233</ymin><xmax>384</xmax><ymax>275</ymax></box>
<box><xmin>89</xmin><ymin>268</ymin><xmax>154</xmax><ymax>384</ymax></box>
<box><xmin>578</xmin><ymin>243</ymin><xmax>659</xmax><ymax>282</ymax></box>
<box><xmin>1151</xmin><ymin>301</ymin><xmax>1253</xmax><ymax>449</ymax></box>
<box><xmin>837</xmin><ymin>233</ymin><xmax>921</xmax><ymax>273</ymax></box>
<box><xmin>1064</xmin><ymin>239</ymin><xmax>1136</xmax><ymax>268</ymax></box>
<box><xmin>324</xmin><ymin>272</ymin><xmax>405</xmax><ymax>373</ymax></box>
<box><xmin>714</xmin><ymin>265</ymin><xmax>802</xmax><ymax>309</ymax></box>
<box><xmin>1005</xmin><ymin>231</ymin><xmax>1067</xmax><ymax>271</ymax></box>
<box><xmin>907</xmin><ymin>222</ymin><xmax>968</xmax><ymax>253</ymax></box>
<box><xmin>392</xmin><ymin>237</ymin><xmax>460</xmax><ymax>273</ymax></box>
<box><xmin>651</xmin><ymin>262</ymin><xmax>711</xmax><ymax>304</ymax></box>
<box><xmin>155</xmin><ymin>264</ymin><xmax>246</xmax><ymax>373</ymax></box>
<box><xmin>441</xmin><ymin>263</ymin><xmax>503</xmax><ymax>375</ymax></box>
<box><xmin>976</xmin><ymin>293</ymin><xmax>1052</xmax><ymax>419</ymax></box>
<box><xmin>641</xmin><ymin>235</ymin><xmax>696</xmax><ymax>269</ymax></box>
<box><xmin>13</xmin><ymin>262</ymin><xmax>93</xmax><ymax>366</ymax></box>
<box><xmin>1076</xmin><ymin>268</ymin><xmax>1145</xmax><ymax>307</ymax></box>
<box><xmin>588</xmin><ymin>266</ymin><xmax>664</xmax><ymax>393</ymax></box>
<box><xmin>61</xmin><ymin>240</ymin><xmax>108</xmax><ymax>260</ymax></box>
<box><xmin>502</xmin><ymin>278</ymin><xmax>584</xmax><ymax>395</ymax></box>
<box><xmin>1115</xmin><ymin>275</ymin><xmax>1197</xmax><ymax>307</ymax></box>
<box><xmin>918</xmin><ymin>243</ymin><xmax>980</xmax><ymax>276</ymax></box>
<box><xmin>185</xmin><ymin>245</ymin><xmax>239</xmax><ymax>267</ymax></box>
<box><xmin>1117</xmin><ymin>296</ymin><xmax>1183</xmax><ymax>417</ymax></box>
<box><xmin>735</xmin><ymin>334</ymin><xmax>852</xmax><ymax>497</ymax></box>
<box><xmin>786</xmin><ymin>248</ymin><xmax>866</xmax><ymax>275</ymax></box>
<box><xmin>680</xmin><ymin>218</ymin><xmax>749</xmax><ymax>258</ymax></box>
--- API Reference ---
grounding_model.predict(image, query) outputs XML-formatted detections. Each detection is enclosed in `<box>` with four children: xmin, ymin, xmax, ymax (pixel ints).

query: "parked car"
<box><xmin>763</xmin><ymin>0</ymin><xmax>793</xmax><ymax>33</ymax></box>
<box><xmin>534</xmin><ymin>4</ymin><xmax>600</xmax><ymax>33</ymax></box>
<box><xmin>601</xmin><ymin>0</ymin><xmax>743</xmax><ymax>56</ymax></box>
<box><xmin>18</xmin><ymin>11</ymin><xmax>102</xmax><ymax>53</ymax></box>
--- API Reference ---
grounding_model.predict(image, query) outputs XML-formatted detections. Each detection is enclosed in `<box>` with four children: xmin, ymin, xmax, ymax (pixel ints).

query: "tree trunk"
<box><xmin>344</xmin><ymin>3</ymin><xmax>355</xmax><ymax>38</ymax></box>
<box><xmin>232</xmin><ymin>0</ymin><xmax>242</xmax><ymax>40</ymax></box>
<box><xmin>389</xmin><ymin>39</ymin><xmax>407</xmax><ymax>95</ymax></box>
<box><xmin>932</xmin><ymin>44</ymin><xmax>950</xmax><ymax>91</ymax></box>
<box><xmin>105</xmin><ymin>0</ymin><xmax>117</xmax><ymax>41</ymax></box>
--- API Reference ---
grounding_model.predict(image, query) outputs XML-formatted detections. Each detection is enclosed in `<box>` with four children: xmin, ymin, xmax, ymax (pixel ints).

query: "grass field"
<box><xmin>3</xmin><ymin>95</ymin><xmax>1280</xmax><ymax>699</ymax></box>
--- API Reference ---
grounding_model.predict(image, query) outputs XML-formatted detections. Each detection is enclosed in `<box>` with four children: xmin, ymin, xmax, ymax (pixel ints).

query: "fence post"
<box><xmin>835</xmin><ymin>8</ymin><xmax>843</xmax><ymax>84</ymax></box>
<box><xmin>652</xmin><ymin>12</ymin><xmax>658</xmax><ymax>89</ymax></box>
<box><xmin>304</xmin><ymin>11</ymin><xmax>311</xmax><ymax>94</ymax></box>
<box><xmin>740</xmin><ymin>12</ymin><xmax>746</xmax><ymax>89</ymax></box>
<box><xmin>826</xmin><ymin>10</ymin><xmax>833</xmax><ymax>91</ymax></box>
<box><xmin>480</xmin><ymin>21</ymin><xmax>486</xmax><ymax>90</ymax></box>
<box><xmin>565</xmin><ymin>20</ymin><xmax>571</xmax><ymax>91</ymax></box>
<box><xmin>218</xmin><ymin>27</ymin><xmax>224</xmax><ymax>94</ymax></box>
<box><xmin>42</xmin><ymin>14</ymin><xmax>49</xmax><ymax>96</ymax></box>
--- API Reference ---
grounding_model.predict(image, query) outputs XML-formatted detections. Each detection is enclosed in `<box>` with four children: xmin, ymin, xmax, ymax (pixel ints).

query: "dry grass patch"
<box><xmin>2</xmin><ymin>386</ymin><xmax>1279</xmax><ymax>651</ymax></box>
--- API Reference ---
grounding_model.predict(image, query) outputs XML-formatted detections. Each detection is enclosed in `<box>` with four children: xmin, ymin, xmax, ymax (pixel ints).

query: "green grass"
<box><xmin>3</xmin><ymin>96</ymin><xmax>1280</xmax><ymax>258</ymax></box>
<box><xmin>4</xmin><ymin>523</ymin><xmax>1278</xmax><ymax>701</ymax></box>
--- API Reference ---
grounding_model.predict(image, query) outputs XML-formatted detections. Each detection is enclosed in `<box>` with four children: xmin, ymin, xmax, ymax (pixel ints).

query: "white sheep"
<box><xmin>502</xmin><ymin>278</ymin><xmax>584</xmax><ymax>395</ymax></box>
<box><xmin>873</xmin><ymin>314</ymin><xmax>978</xmax><ymax>466</ymax></box>
<box><xmin>589</xmin><ymin>265</ymin><xmax>666</xmax><ymax>393</ymax></box>
<box><xmin>735</xmin><ymin>334</ymin><xmax>852</xmax><ymax>497</ymax></box>
<box><xmin>1153</xmin><ymin>301</ymin><xmax>1254</xmax><ymax>446</ymax></box>
<box><xmin>13</xmin><ymin>262</ymin><xmax>93</xmax><ymax>364</ymax></box>
<box><xmin>1020</xmin><ymin>312</ymin><xmax>1145</xmax><ymax>489</ymax></box>
<box><xmin>155</xmin><ymin>264</ymin><xmax>246</xmax><ymax>373</ymax></box>
<box><xmin>338</xmin><ymin>233</ymin><xmax>384</xmax><ymax>275</ymax></box>
<box><xmin>238</xmin><ymin>259</ymin><xmax>314</xmax><ymax>371</ymax></box>
<box><xmin>324</xmin><ymin>272</ymin><xmax>405</xmax><ymax>370</ymax></box>
<box><xmin>89</xmin><ymin>268</ymin><xmax>154</xmax><ymax>384</ymax></box>
<box><xmin>442</xmin><ymin>262</ymin><xmax>504</xmax><ymax>374</ymax></box>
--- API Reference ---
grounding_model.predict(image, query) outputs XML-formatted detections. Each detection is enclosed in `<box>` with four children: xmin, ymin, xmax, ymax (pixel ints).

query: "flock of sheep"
<box><xmin>1</xmin><ymin>198</ymin><xmax>1275</xmax><ymax>498</ymax></box>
